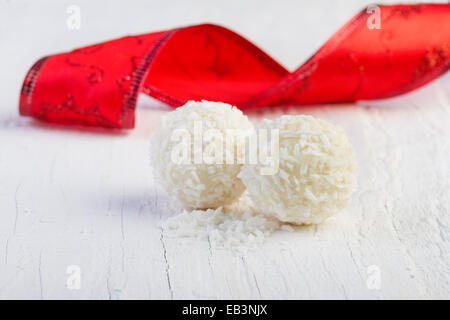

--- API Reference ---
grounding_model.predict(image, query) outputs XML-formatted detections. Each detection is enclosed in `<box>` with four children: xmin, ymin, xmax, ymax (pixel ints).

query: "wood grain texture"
<box><xmin>1</xmin><ymin>74</ymin><xmax>449</xmax><ymax>299</ymax></box>
<box><xmin>0</xmin><ymin>0</ymin><xmax>449</xmax><ymax>299</ymax></box>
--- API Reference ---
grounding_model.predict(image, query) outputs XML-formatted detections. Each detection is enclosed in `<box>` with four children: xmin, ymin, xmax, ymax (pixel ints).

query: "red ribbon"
<box><xmin>19</xmin><ymin>4</ymin><xmax>450</xmax><ymax>129</ymax></box>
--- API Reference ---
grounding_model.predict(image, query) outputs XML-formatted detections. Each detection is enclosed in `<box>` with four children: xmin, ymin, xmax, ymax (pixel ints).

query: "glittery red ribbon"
<box><xmin>19</xmin><ymin>4</ymin><xmax>450</xmax><ymax>129</ymax></box>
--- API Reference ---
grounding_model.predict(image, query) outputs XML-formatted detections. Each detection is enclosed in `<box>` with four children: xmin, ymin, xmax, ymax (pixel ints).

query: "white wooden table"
<box><xmin>1</xmin><ymin>0</ymin><xmax>449</xmax><ymax>299</ymax></box>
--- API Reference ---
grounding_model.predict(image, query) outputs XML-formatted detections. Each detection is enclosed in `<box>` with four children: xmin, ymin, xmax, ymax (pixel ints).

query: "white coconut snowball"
<box><xmin>150</xmin><ymin>100</ymin><xmax>253</xmax><ymax>209</ymax></box>
<box><xmin>238</xmin><ymin>115</ymin><xmax>357</xmax><ymax>225</ymax></box>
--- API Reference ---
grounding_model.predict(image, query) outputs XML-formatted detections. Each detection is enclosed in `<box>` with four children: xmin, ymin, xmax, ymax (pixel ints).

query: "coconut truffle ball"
<box><xmin>150</xmin><ymin>100</ymin><xmax>253</xmax><ymax>209</ymax></box>
<box><xmin>238</xmin><ymin>115</ymin><xmax>357</xmax><ymax>225</ymax></box>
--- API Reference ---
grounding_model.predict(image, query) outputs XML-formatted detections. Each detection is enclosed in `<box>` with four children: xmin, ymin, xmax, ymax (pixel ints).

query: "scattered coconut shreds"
<box><xmin>160</xmin><ymin>194</ymin><xmax>292</xmax><ymax>248</ymax></box>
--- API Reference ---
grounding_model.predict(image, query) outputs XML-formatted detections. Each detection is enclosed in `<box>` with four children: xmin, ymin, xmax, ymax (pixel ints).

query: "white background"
<box><xmin>0</xmin><ymin>0</ymin><xmax>449</xmax><ymax>299</ymax></box>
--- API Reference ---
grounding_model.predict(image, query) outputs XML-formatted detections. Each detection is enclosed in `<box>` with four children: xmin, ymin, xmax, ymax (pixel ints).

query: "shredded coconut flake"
<box><xmin>161</xmin><ymin>194</ymin><xmax>292</xmax><ymax>248</ymax></box>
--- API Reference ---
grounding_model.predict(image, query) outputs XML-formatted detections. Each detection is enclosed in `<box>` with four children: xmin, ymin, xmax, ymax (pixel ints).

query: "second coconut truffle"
<box><xmin>238</xmin><ymin>115</ymin><xmax>357</xmax><ymax>225</ymax></box>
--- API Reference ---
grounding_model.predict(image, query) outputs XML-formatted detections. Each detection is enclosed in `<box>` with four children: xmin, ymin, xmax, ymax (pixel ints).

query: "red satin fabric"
<box><xmin>19</xmin><ymin>4</ymin><xmax>450</xmax><ymax>129</ymax></box>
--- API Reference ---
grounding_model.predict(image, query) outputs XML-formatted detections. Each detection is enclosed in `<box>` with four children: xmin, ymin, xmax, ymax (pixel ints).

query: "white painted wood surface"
<box><xmin>0</xmin><ymin>0</ymin><xmax>449</xmax><ymax>299</ymax></box>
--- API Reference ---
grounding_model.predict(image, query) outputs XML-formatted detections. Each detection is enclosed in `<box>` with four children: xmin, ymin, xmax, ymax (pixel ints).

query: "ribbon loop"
<box><xmin>19</xmin><ymin>4</ymin><xmax>450</xmax><ymax>129</ymax></box>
